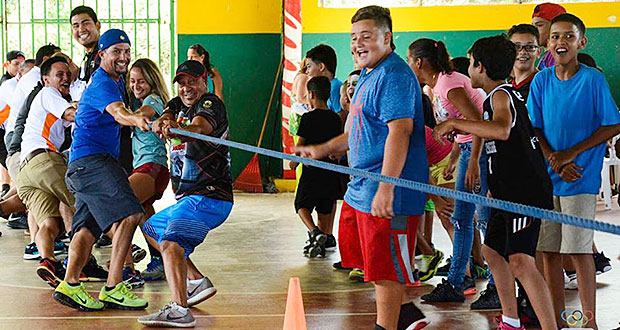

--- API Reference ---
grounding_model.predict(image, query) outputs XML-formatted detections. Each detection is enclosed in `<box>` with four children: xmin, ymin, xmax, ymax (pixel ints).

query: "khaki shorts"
<box><xmin>537</xmin><ymin>194</ymin><xmax>595</xmax><ymax>254</ymax></box>
<box><xmin>16</xmin><ymin>151</ymin><xmax>75</xmax><ymax>225</ymax></box>
<box><xmin>6</xmin><ymin>152</ymin><xmax>20</xmax><ymax>181</ymax></box>
<box><xmin>429</xmin><ymin>154</ymin><xmax>456</xmax><ymax>186</ymax></box>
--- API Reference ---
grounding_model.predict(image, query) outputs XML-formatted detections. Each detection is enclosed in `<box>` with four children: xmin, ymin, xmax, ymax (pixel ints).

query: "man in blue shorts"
<box><xmin>138</xmin><ymin>60</ymin><xmax>233</xmax><ymax>328</ymax></box>
<box><xmin>53</xmin><ymin>29</ymin><xmax>150</xmax><ymax>312</ymax></box>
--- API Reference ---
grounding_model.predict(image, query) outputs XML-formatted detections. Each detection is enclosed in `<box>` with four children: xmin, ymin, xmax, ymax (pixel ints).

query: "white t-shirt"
<box><xmin>0</xmin><ymin>77</ymin><xmax>18</xmax><ymax>128</ymax></box>
<box><xmin>20</xmin><ymin>86</ymin><xmax>73</xmax><ymax>162</ymax></box>
<box><xmin>6</xmin><ymin>66</ymin><xmax>41</xmax><ymax>133</ymax></box>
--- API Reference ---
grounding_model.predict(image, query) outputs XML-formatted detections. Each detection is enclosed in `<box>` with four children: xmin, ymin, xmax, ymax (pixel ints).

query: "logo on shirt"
<box><xmin>485</xmin><ymin>141</ymin><xmax>497</xmax><ymax>154</ymax></box>
<box><xmin>349</xmin><ymin>84</ymin><xmax>367</xmax><ymax>156</ymax></box>
<box><xmin>434</xmin><ymin>96</ymin><xmax>450</xmax><ymax>122</ymax></box>
<box><xmin>203</xmin><ymin>100</ymin><xmax>212</xmax><ymax>108</ymax></box>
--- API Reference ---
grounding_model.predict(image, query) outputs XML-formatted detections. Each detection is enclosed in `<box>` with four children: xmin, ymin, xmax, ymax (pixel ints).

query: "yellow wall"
<box><xmin>177</xmin><ymin>0</ymin><xmax>281</xmax><ymax>34</ymax></box>
<box><xmin>302</xmin><ymin>1</ymin><xmax>620</xmax><ymax>33</ymax></box>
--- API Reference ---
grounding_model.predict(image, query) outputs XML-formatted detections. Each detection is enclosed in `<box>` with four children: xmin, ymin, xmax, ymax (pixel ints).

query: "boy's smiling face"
<box><xmin>548</xmin><ymin>21</ymin><xmax>587</xmax><ymax>66</ymax></box>
<box><xmin>510</xmin><ymin>33</ymin><xmax>541</xmax><ymax>73</ymax></box>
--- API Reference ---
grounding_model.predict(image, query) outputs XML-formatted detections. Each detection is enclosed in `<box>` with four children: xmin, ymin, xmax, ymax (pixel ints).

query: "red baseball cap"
<box><xmin>532</xmin><ymin>3</ymin><xmax>567</xmax><ymax>21</ymax></box>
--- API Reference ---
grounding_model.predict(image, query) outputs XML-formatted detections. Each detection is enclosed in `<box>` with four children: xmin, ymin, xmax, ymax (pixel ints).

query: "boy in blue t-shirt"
<box><xmin>304</xmin><ymin>43</ymin><xmax>344</xmax><ymax>249</ymax></box>
<box><xmin>298</xmin><ymin>6</ymin><xmax>429</xmax><ymax>330</ymax></box>
<box><xmin>305</xmin><ymin>44</ymin><xmax>344</xmax><ymax>121</ymax></box>
<box><xmin>527</xmin><ymin>13</ymin><xmax>620</xmax><ymax>329</ymax></box>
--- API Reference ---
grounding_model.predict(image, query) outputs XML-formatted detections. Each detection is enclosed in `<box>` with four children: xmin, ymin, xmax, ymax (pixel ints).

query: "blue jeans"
<box><xmin>448</xmin><ymin>142</ymin><xmax>491</xmax><ymax>287</ymax></box>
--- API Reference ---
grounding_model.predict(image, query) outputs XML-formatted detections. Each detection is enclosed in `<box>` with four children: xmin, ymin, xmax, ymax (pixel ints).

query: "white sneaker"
<box><xmin>187</xmin><ymin>277</ymin><xmax>217</xmax><ymax>307</ymax></box>
<box><xmin>564</xmin><ymin>272</ymin><xmax>578</xmax><ymax>290</ymax></box>
<box><xmin>137</xmin><ymin>302</ymin><xmax>195</xmax><ymax>328</ymax></box>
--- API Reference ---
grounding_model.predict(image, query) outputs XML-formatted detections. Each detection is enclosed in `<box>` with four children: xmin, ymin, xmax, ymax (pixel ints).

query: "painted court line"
<box><xmin>0</xmin><ymin>310</ymin><xmax>495</xmax><ymax>321</ymax></box>
<box><xmin>0</xmin><ymin>282</ymin><xmax>376</xmax><ymax>295</ymax></box>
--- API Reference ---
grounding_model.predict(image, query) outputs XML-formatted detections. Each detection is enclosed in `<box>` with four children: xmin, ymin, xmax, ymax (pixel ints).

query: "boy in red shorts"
<box><xmin>298</xmin><ymin>6</ymin><xmax>428</xmax><ymax>330</ymax></box>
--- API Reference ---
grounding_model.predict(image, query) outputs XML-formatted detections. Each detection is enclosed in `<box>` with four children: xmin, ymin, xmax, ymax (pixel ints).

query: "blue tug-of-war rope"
<box><xmin>169</xmin><ymin>127</ymin><xmax>620</xmax><ymax>236</ymax></box>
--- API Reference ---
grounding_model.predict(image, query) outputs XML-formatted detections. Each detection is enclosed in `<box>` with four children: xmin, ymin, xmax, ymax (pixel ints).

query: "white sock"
<box><xmin>189</xmin><ymin>278</ymin><xmax>204</xmax><ymax>286</ymax></box>
<box><xmin>176</xmin><ymin>305</ymin><xmax>189</xmax><ymax>314</ymax></box>
<box><xmin>502</xmin><ymin>315</ymin><xmax>521</xmax><ymax>328</ymax></box>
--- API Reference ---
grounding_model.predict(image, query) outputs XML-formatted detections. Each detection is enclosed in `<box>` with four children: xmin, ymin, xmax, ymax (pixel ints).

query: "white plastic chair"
<box><xmin>600</xmin><ymin>135</ymin><xmax>620</xmax><ymax>210</ymax></box>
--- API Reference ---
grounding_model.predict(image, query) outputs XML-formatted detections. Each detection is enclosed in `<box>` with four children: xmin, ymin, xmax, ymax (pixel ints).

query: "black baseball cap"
<box><xmin>6</xmin><ymin>50</ymin><xmax>25</xmax><ymax>61</ymax></box>
<box><xmin>173</xmin><ymin>60</ymin><xmax>206</xmax><ymax>83</ymax></box>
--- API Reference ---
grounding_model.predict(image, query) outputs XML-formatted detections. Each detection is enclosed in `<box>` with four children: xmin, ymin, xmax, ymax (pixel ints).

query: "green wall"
<box><xmin>178</xmin><ymin>34</ymin><xmax>283</xmax><ymax>182</ymax></box>
<box><xmin>304</xmin><ymin>27</ymin><xmax>620</xmax><ymax>104</ymax></box>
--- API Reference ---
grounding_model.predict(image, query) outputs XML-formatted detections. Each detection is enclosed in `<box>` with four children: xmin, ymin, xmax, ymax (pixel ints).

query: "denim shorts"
<box><xmin>142</xmin><ymin>195</ymin><xmax>233</xmax><ymax>258</ymax></box>
<box><xmin>65</xmin><ymin>154</ymin><xmax>144</xmax><ymax>238</ymax></box>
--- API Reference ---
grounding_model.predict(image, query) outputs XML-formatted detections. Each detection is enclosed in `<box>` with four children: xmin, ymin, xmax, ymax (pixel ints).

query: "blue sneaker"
<box><xmin>142</xmin><ymin>257</ymin><xmax>165</xmax><ymax>281</ymax></box>
<box><xmin>54</xmin><ymin>241</ymin><xmax>67</xmax><ymax>255</ymax></box>
<box><xmin>24</xmin><ymin>242</ymin><xmax>40</xmax><ymax>260</ymax></box>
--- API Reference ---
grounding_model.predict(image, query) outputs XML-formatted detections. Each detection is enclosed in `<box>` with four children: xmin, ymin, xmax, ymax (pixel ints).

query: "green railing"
<box><xmin>0</xmin><ymin>0</ymin><xmax>176</xmax><ymax>85</ymax></box>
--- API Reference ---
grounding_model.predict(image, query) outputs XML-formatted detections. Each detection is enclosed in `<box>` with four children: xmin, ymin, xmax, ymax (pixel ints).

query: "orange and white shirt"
<box><xmin>20</xmin><ymin>86</ymin><xmax>73</xmax><ymax>162</ymax></box>
<box><xmin>0</xmin><ymin>76</ymin><xmax>19</xmax><ymax>128</ymax></box>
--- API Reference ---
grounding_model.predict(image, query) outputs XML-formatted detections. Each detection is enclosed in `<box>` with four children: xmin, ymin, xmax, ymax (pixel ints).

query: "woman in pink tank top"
<box><xmin>407</xmin><ymin>38</ymin><xmax>492</xmax><ymax>303</ymax></box>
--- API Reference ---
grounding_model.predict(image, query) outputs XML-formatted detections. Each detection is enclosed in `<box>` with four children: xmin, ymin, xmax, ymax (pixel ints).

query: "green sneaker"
<box><xmin>419</xmin><ymin>249</ymin><xmax>444</xmax><ymax>282</ymax></box>
<box><xmin>53</xmin><ymin>281</ymin><xmax>104</xmax><ymax>312</ymax></box>
<box><xmin>99</xmin><ymin>282</ymin><xmax>148</xmax><ymax>310</ymax></box>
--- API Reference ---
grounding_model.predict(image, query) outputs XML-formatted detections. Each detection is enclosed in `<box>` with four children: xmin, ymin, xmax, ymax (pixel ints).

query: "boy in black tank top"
<box><xmin>433</xmin><ymin>35</ymin><xmax>557</xmax><ymax>330</ymax></box>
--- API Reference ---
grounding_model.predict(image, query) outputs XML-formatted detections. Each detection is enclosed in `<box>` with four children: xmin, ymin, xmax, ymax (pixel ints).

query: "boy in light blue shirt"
<box><xmin>528</xmin><ymin>13</ymin><xmax>620</xmax><ymax>329</ymax></box>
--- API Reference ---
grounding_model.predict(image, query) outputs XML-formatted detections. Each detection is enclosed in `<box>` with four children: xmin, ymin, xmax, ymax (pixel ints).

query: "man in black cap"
<box><xmin>138</xmin><ymin>60</ymin><xmax>233</xmax><ymax>327</ymax></box>
<box><xmin>1</xmin><ymin>50</ymin><xmax>25</xmax><ymax>85</ymax></box>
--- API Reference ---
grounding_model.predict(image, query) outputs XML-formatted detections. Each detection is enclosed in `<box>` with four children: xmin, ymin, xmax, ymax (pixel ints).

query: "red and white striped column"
<box><xmin>282</xmin><ymin>0</ymin><xmax>302</xmax><ymax>178</ymax></box>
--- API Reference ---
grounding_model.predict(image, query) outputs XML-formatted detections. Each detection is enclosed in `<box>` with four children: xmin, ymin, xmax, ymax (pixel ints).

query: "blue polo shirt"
<box><xmin>327</xmin><ymin>77</ymin><xmax>343</xmax><ymax>113</ymax></box>
<box><xmin>345</xmin><ymin>52</ymin><xmax>428</xmax><ymax>216</ymax></box>
<box><xmin>528</xmin><ymin>64</ymin><xmax>620</xmax><ymax>196</ymax></box>
<box><xmin>70</xmin><ymin>68</ymin><xmax>124</xmax><ymax>163</ymax></box>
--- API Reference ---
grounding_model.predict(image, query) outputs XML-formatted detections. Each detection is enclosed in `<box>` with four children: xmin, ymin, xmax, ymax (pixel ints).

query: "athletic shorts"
<box><xmin>429</xmin><ymin>154</ymin><xmax>455</xmax><ymax>186</ymax></box>
<box><xmin>355</xmin><ymin>208</ymin><xmax>421</xmax><ymax>284</ymax></box>
<box><xmin>143</xmin><ymin>195</ymin><xmax>233</xmax><ymax>258</ymax></box>
<box><xmin>6</xmin><ymin>152</ymin><xmax>20</xmax><ymax>181</ymax></box>
<box><xmin>294</xmin><ymin>193</ymin><xmax>335</xmax><ymax>214</ymax></box>
<box><xmin>0</xmin><ymin>128</ymin><xmax>7</xmax><ymax>168</ymax></box>
<box><xmin>66</xmin><ymin>154</ymin><xmax>144</xmax><ymax>238</ymax></box>
<box><xmin>132</xmin><ymin>162</ymin><xmax>170</xmax><ymax>206</ymax></box>
<box><xmin>17</xmin><ymin>151</ymin><xmax>75</xmax><ymax>225</ymax></box>
<box><xmin>537</xmin><ymin>194</ymin><xmax>595</xmax><ymax>254</ymax></box>
<box><xmin>338</xmin><ymin>201</ymin><xmax>364</xmax><ymax>270</ymax></box>
<box><xmin>484</xmin><ymin>209</ymin><xmax>541</xmax><ymax>258</ymax></box>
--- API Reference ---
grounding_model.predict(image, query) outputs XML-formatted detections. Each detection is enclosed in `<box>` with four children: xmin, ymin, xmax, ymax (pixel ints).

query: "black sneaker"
<box><xmin>470</xmin><ymin>283</ymin><xmax>501</xmax><ymax>310</ymax></box>
<box><xmin>308</xmin><ymin>229</ymin><xmax>326</xmax><ymax>258</ymax></box>
<box><xmin>303</xmin><ymin>231</ymin><xmax>314</xmax><ymax>256</ymax></box>
<box><xmin>81</xmin><ymin>255</ymin><xmax>109</xmax><ymax>281</ymax></box>
<box><xmin>436</xmin><ymin>257</ymin><xmax>451</xmax><ymax>277</ymax></box>
<box><xmin>325</xmin><ymin>234</ymin><xmax>337</xmax><ymax>251</ymax></box>
<box><xmin>421</xmin><ymin>278</ymin><xmax>465</xmax><ymax>303</ymax></box>
<box><xmin>397</xmin><ymin>302</ymin><xmax>429</xmax><ymax>330</ymax></box>
<box><xmin>95</xmin><ymin>235</ymin><xmax>112</xmax><ymax>248</ymax></box>
<box><xmin>132</xmin><ymin>244</ymin><xmax>147</xmax><ymax>263</ymax></box>
<box><xmin>332</xmin><ymin>261</ymin><xmax>352</xmax><ymax>271</ymax></box>
<box><xmin>594</xmin><ymin>251</ymin><xmax>612</xmax><ymax>275</ymax></box>
<box><xmin>517</xmin><ymin>292</ymin><xmax>540</xmax><ymax>328</ymax></box>
<box><xmin>463</xmin><ymin>275</ymin><xmax>477</xmax><ymax>295</ymax></box>
<box><xmin>7</xmin><ymin>212</ymin><xmax>28</xmax><ymax>229</ymax></box>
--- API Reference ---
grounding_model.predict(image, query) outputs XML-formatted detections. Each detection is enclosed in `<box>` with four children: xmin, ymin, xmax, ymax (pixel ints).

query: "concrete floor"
<box><xmin>0</xmin><ymin>189</ymin><xmax>619</xmax><ymax>329</ymax></box>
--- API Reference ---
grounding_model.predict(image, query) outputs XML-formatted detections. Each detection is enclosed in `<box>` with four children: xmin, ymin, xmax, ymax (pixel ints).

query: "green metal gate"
<box><xmin>0</xmin><ymin>0</ymin><xmax>176</xmax><ymax>83</ymax></box>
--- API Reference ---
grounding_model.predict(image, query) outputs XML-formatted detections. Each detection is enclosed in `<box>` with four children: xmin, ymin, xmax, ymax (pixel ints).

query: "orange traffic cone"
<box><xmin>283</xmin><ymin>277</ymin><xmax>307</xmax><ymax>330</ymax></box>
